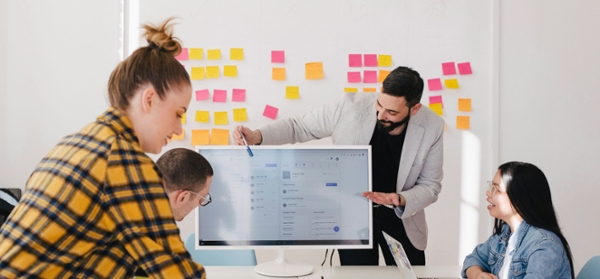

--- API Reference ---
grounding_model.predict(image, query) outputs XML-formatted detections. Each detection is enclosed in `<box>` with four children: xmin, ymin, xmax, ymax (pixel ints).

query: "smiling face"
<box><xmin>487</xmin><ymin>170</ymin><xmax>520</xmax><ymax>223</ymax></box>
<box><xmin>374</xmin><ymin>93</ymin><xmax>421</xmax><ymax>135</ymax></box>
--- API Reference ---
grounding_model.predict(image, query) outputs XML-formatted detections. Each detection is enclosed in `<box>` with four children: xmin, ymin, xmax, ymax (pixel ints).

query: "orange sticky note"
<box><xmin>191</xmin><ymin>67</ymin><xmax>205</xmax><ymax>80</ymax></box>
<box><xmin>172</xmin><ymin>129</ymin><xmax>185</xmax><ymax>140</ymax></box>
<box><xmin>180</xmin><ymin>113</ymin><xmax>186</xmax><ymax>124</ymax></box>
<box><xmin>191</xmin><ymin>129</ymin><xmax>210</xmax><ymax>145</ymax></box>
<box><xmin>233</xmin><ymin>108</ymin><xmax>248</xmax><ymax>122</ymax></box>
<box><xmin>445</xmin><ymin>79</ymin><xmax>460</xmax><ymax>89</ymax></box>
<box><xmin>272</xmin><ymin>68</ymin><xmax>286</xmax><ymax>81</ymax></box>
<box><xmin>230</xmin><ymin>48</ymin><xmax>244</xmax><ymax>60</ymax></box>
<box><xmin>363</xmin><ymin>88</ymin><xmax>377</xmax><ymax>92</ymax></box>
<box><xmin>224</xmin><ymin>65</ymin><xmax>238</xmax><ymax>77</ymax></box>
<box><xmin>214</xmin><ymin>111</ymin><xmax>228</xmax><ymax>125</ymax></box>
<box><xmin>207</xmin><ymin>49</ymin><xmax>221</xmax><ymax>60</ymax></box>
<box><xmin>457</xmin><ymin>116</ymin><xmax>470</xmax><ymax>130</ymax></box>
<box><xmin>206</xmin><ymin>66</ymin><xmax>220</xmax><ymax>78</ymax></box>
<box><xmin>378</xmin><ymin>54</ymin><xmax>392</xmax><ymax>67</ymax></box>
<box><xmin>286</xmin><ymin>86</ymin><xmax>300</xmax><ymax>99</ymax></box>
<box><xmin>378</xmin><ymin>70</ymin><xmax>390</xmax><ymax>83</ymax></box>
<box><xmin>305</xmin><ymin>62</ymin><xmax>324</xmax><ymax>80</ymax></box>
<box><xmin>189</xmin><ymin>48</ymin><xmax>203</xmax><ymax>60</ymax></box>
<box><xmin>210</xmin><ymin>128</ymin><xmax>229</xmax><ymax>145</ymax></box>
<box><xmin>429</xmin><ymin>103</ymin><xmax>443</xmax><ymax>116</ymax></box>
<box><xmin>344</xmin><ymin>87</ymin><xmax>358</xmax><ymax>93</ymax></box>
<box><xmin>195</xmin><ymin>111</ymin><xmax>210</xmax><ymax>123</ymax></box>
<box><xmin>458</xmin><ymin>98</ymin><xmax>472</xmax><ymax>112</ymax></box>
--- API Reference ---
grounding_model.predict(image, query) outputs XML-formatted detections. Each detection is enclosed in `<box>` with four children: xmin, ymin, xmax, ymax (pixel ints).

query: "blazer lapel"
<box><xmin>397</xmin><ymin>116</ymin><xmax>424</xmax><ymax>190</ymax></box>
<box><xmin>355</xmin><ymin>102</ymin><xmax>376</xmax><ymax>144</ymax></box>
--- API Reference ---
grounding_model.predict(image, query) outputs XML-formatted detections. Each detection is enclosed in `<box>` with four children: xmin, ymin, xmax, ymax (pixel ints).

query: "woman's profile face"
<box><xmin>486</xmin><ymin>170</ymin><xmax>519</xmax><ymax>222</ymax></box>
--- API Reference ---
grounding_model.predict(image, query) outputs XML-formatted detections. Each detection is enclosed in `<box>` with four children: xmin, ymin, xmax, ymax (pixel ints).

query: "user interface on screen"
<box><xmin>196</xmin><ymin>146</ymin><xmax>372</xmax><ymax>248</ymax></box>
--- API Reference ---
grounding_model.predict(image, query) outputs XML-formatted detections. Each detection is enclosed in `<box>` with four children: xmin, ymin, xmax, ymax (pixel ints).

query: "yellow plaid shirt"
<box><xmin>0</xmin><ymin>107</ymin><xmax>205</xmax><ymax>279</ymax></box>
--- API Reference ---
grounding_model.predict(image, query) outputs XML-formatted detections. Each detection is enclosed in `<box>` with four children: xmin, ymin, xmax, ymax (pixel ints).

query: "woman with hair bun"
<box><xmin>462</xmin><ymin>162</ymin><xmax>574</xmax><ymax>279</ymax></box>
<box><xmin>0</xmin><ymin>18</ymin><xmax>205</xmax><ymax>278</ymax></box>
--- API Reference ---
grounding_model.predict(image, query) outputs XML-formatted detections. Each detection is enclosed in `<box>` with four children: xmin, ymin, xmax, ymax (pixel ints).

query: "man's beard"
<box><xmin>376</xmin><ymin>111</ymin><xmax>411</xmax><ymax>133</ymax></box>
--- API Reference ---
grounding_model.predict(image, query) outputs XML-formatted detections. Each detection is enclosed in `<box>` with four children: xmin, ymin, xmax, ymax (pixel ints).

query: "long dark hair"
<box><xmin>493</xmin><ymin>162</ymin><xmax>574</xmax><ymax>278</ymax></box>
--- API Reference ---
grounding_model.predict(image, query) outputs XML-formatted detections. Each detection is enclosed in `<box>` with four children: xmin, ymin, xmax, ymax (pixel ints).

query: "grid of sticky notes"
<box><xmin>345</xmin><ymin>54</ymin><xmax>392</xmax><ymax>93</ymax></box>
<box><xmin>427</xmin><ymin>61</ymin><xmax>473</xmax><ymax>130</ymax></box>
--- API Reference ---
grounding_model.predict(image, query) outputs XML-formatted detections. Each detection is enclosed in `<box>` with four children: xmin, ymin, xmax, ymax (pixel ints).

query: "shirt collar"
<box><xmin>97</xmin><ymin>107</ymin><xmax>139</xmax><ymax>144</ymax></box>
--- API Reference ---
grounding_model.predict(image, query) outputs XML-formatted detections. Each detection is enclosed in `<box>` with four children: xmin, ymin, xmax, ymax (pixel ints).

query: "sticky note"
<box><xmin>214</xmin><ymin>111</ymin><xmax>228</xmax><ymax>125</ymax></box>
<box><xmin>271</xmin><ymin>50</ymin><xmax>285</xmax><ymax>63</ymax></box>
<box><xmin>224</xmin><ymin>65</ymin><xmax>238</xmax><ymax>77</ymax></box>
<box><xmin>428</xmin><ymin>78</ymin><xmax>443</xmax><ymax>91</ymax></box>
<box><xmin>378</xmin><ymin>54</ymin><xmax>392</xmax><ymax>67</ymax></box>
<box><xmin>191</xmin><ymin>129</ymin><xmax>210</xmax><ymax>145</ymax></box>
<box><xmin>363</xmin><ymin>88</ymin><xmax>377</xmax><ymax>93</ymax></box>
<box><xmin>442</xmin><ymin>62</ymin><xmax>456</xmax><ymax>75</ymax></box>
<box><xmin>363</xmin><ymin>70</ymin><xmax>377</xmax><ymax>83</ymax></box>
<box><xmin>457</xmin><ymin>116</ymin><xmax>470</xmax><ymax>130</ymax></box>
<box><xmin>457</xmin><ymin>62</ymin><xmax>472</xmax><ymax>75</ymax></box>
<box><xmin>286</xmin><ymin>86</ymin><xmax>300</xmax><ymax>99</ymax></box>
<box><xmin>213</xmin><ymin>89</ymin><xmax>227</xmax><ymax>102</ymax></box>
<box><xmin>230</xmin><ymin>48</ymin><xmax>244</xmax><ymax>60</ymax></box>
<box><xmin>378</xmin><ymin>70</ymin><xmax>390</xmax><ymax>83</ymax></box>
<box><xmin>210</xmin><ymin>128</ymin><xmax>229</xmax><ymax>145</ymax></box>
<box><xmin>189</xmin><ymin>48</ymin><xmax>203</xmax><ymax>60</ymax></box>
<box><xmin>232</xmin><ymin>89</ymin><xmax>246</xmax><ymax>102</ymax></box>
<box><xmin>348</xmin><ymin>72</ymin><xmax>361</xmax><ymax>83</ymax></box>
<box><xmin>233</xmin><ymin>108</ymin><xmax>248</xmax><ymax>122</ymax></box>
<box><xmin>458</xmin><ymin>98</ymin><xmax>472</xmax><ymax>112</ymax></box>
<box><xmin>429</xmin><ymin>103</ymin><xmax>443</xmax><ymax>116</ymax></box>
<box><xmin>175</xmin><ymin>48</ymin><xmax>188</xmax><ymax>60</ymax></box>
<box><xmin>180</xmin><ymin>113</ymin><xmax>186</xmax><ymax>124</ymax></box>
<box><xmin>364</xmin><ymin>54</ymin><xmax>378</xmax><ymax>67</ymax></box>
<box><xmin>207</xmin><ymin>49</ymin><xmax>221</xmax><ymax>60</ymax></box>
<box><xmin>206</xmin><ymin>66</ymin><xmax>220</xmax><ymax>78</ymax></box>
<box><xmin>172</xmin><ymin>129</ymin><xmax>185</xmax><ymax>140</ymax></box>
<box><xmin>195</xmin><ymin>111</ymin><xmax>210</xmax><ymax>123</ymax></box>
<box><xmin>195</xmin><ymin>89</ymin><xmax>209</xmax><ymax>101</ymax></box>
<box><xmin>344</xmin><ymin>87</ymin><xmax>358</xmax><ymax>93</ymax></box>
<box><xmin>349</xmin><ymin>54</ymin><xmax>362</xmax><ymax>67</ymax></box>
<box><xmin>263</xmin><ymin>105</ymin><xmax>279</xmax><ymax>120</ymax></box>
<box><xmin>191</xmin><ymin>67</ymin><xmax>205</xmax><ymax>80</ymax></box>
<box><xmin>272</xmin><ymin>68</ymin><xmax>286</xmax><ymax>81</ymax></box>
<box><xmin>444</xmin><ymin>79</ymin><xmax>460</xmax><ymax>89</ymax></box>
<box><xmin>429</xmin><ymin>95</ymin><xmax>443</xmax><ymax>107</ymax></box>
<box><xmin>305</xmin><ymin>62</ymin><xmax>324</xmax><ymax>80</ymax></box>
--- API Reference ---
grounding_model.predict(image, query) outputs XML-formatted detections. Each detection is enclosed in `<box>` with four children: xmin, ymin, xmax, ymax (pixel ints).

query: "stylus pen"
<box><xmin>239</xmin><ymin>128</ymin><xmax>254</xmax><ymax>157</ymax></box>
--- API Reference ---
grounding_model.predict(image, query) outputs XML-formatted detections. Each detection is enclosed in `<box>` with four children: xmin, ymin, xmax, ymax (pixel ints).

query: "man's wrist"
<box><xmin>397</xmin><ymin>194</ymin><xmax>405</xmax><ymax>207</ymax></box>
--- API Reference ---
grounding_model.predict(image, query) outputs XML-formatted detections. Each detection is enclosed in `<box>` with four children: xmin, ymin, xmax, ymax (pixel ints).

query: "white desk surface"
<box><xmin>204</xmin><ymin>265</ymin><xmax>462</xmax><ymax>279</ymax></box>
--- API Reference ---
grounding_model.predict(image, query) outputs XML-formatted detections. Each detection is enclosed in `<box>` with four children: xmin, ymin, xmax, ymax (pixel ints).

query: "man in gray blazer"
<box><xmin>233</xmin><ymin>66</ymin><xmax>444</xmax><ymax>266</ymax></box>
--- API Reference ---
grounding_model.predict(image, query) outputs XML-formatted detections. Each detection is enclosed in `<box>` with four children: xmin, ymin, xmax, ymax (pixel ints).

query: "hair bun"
<box><xmin>141</xmin><ymin>17</ymin><xmax>182</xmax><ymax>56</ymax></box>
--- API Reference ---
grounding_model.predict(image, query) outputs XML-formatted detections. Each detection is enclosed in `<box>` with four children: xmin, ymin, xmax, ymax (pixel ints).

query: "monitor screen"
<box><xmin>195</xmin><ymin>145</ymin><xmax>372</xmax><ymax>250</ymax></box>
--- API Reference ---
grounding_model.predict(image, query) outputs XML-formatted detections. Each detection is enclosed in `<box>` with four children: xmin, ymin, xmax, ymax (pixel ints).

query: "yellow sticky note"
<box><xmin>223</xmin><ymin>65</ymin><xmax>238</xmax><ymax>77</ymax></box>
<box><xmin>286</xmin><ymin>86</ymin><xmax>300</xmax><ymax>99</ymax></box>
<box><xmin>172</xmin><ymin>129</ymin><xmax>185</xmax><ymax>140</ymax></box>
<box><xmin>378</xmin><ymin>70</ymin><xmax>390</xmax><ymax>83</ymax></box>
<box><xmin>210</xmin><ymin>128</ymin><xmax>229</xmax><ymax>145</ymax></box>
<box><xmin>457</xmin><ymin>116</ymin><xmax>470</xmax><ymax>130</ymax></box>
<box><xmin>458</xmin><ymin>98</ymin><xmax>472</xmax><ymax>112</ymax></box>
<box><xmin>206</xmin><ymin>66</ymin><xmax>220</xmax><ymax>78</ymax></box>
<box><xmin>305</xmin><ymin>62</ymin><xmax>324</xmax><ymax>80</ymax></box>
<box><xmin>230</xmin><ymin>48</ymin><xmax>244</xmax><ymax>60</ymax></box>
<box><xmin>180</xmin><ymin>113</ymin><xmax>186</xmax><ymax>124</ymax></box>
<box><xmin>272</xmin><ymin>68</ymin><xmax>286</xmax><ymax>81</ymax></box>
<box><xmin>344</xmin><ymin>87</ymin><xmax>358</xmax><ymax>93</ymax></box>
<box><xmin>195</xmin><ymin>111</ymin><xmax>210</xmax><ymax>123</ymax></box>
<box><xmin>233</xmin><ymin>108</ymin><xmax>248</xmax><ymax>122</ymax></box>
<box><xmin>214</xmin><ymin>111</ymin><xmax>228</xmax><ymax>125</ymax></box>
<box><xmin>191</xmin><ymin>129</ymin><xmax>210</xmax><ymax>145</ymax></box>
<box><xmin>189</xmin><ymin>48</ymin><xmax>203</xmax><ymax>60</ymax></box>
<box><xmin>363</xmin><ymin>88</ymin><xmax>377</xmax><ymax>92</ymax></box>
<box><xmin>429</xmin><ymin>103</ymin><xmax>443</xmax><ymax>116</ymax></box>
<box><xmin>378</xmin><ymin>54</ymin><xmax>392</xmax><ymax>67</ymax></box>
<box><xmin>445</xmin><ymin>79</ymin><xmax>460</xmax><ymax>89</ymax></box>
<box><xmin>207</xmin><ymin>49</ymin><xmax>221</xmax><ymax>60</ymax></box>
<box><xmin>191</xmin><ymin>67</ymin><xmax>205</xmax><ymax>80</ymax></box>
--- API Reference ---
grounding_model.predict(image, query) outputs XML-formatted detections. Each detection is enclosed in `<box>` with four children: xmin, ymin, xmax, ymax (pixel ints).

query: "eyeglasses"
<box><xmin>188</xmin><ymin>191</ymin><xmax>212</xmax><ymax>206</ymax></box>
<box><xmin>487</xmin><ymin>181</ymin><xmax>504</xmax><ymax>197</ymax></box>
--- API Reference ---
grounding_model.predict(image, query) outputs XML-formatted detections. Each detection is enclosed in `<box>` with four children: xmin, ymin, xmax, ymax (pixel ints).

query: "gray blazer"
<box><xmin>260</xmin><ymin>93</ymin><xmax>444</xmax><ymax>250</ymax></box>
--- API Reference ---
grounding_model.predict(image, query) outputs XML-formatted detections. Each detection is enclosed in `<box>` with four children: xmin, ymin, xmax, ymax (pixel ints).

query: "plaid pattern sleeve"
<box><xmin>0</xmin><ymin>107</ymin><xmax>205</xmax><ymax>279</ymax></box>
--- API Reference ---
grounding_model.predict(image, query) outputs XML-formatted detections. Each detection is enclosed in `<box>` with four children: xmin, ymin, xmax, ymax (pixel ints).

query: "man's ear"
<box><xmin>410</xmin><ymin>103</ymin><xmax>422</xmax><ymax>116</ymax></box>
<box><xmin>140</xmin><ymin>87</ymin><xmax>157</xmax><ymax>113</ymax></box>
<box><xmin>174</xmin><ymin>190</ymin><xmax>189</xmax><ymax>205</ymax></box>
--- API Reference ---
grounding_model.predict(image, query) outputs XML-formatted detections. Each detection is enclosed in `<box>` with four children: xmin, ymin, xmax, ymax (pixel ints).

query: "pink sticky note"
<box><xmin>213</xmin><ymin>89</ymin><xmax>227</xmax><ymax>102</ymax></box>
<box><xmin>363</xmin><ymin>70</ymin><xmax>377</xmax><ymax>83</ymax></box>
<box><xmin>349</xmin><ymin>54</ymin><xmax>362</xmax><ymax>67</ymax></box>
<box><xmin>428</xmin><ymin>78</ymin><xmax>443</xmax><ymax>91</ymax></box>
<box><xmin>175</xmin><ymin>48</ymin><xmax>189</xmax><ymax>61</ymax></box>
<box><xmin>364</xmin><ymin>54</ymin><xmax>378</xmax><ymax>67</ymax></box>
<box><xmin>195</xmin><ymin>89</ymin><xmax>209</xmax><ymax>101</ymax></box>
<box><xmin>347</xmin><ymin>72</ymin><xmax>361</xmax><ymax>83</ymax></box>
<box><xmin>263</xmin><ymin>105</ymin><xmax>279</xmax><ymax>120</ymax></box>
<box><xmin>271</xmin><ymin>50</ymin><xmax>285</xmax><ymax>63</ymax></box>
<box><xmin>442</xmin><ymin>62</ymin><xmax>456</xmax><ymax>75</ymax></box>
<box><xmin>457</xmin><ymin>62</ymin><xmax>473</xmax><ymax>75</ymax></box>
<box><xmin>232</xmin><ymin>88</ymin><xmax>246</xmax><ymax>102</ymax></box>
<box><xmin>429</xmin><ymin>95</ymin><xmax>443</xmax><ymax>108</ymax></box>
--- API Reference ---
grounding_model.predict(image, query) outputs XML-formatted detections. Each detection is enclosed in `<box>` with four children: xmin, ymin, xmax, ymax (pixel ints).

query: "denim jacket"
<box><xmin>462</xmin><ymin>221</ymin><xmax>572</xmax><ymax>279</ymax></box>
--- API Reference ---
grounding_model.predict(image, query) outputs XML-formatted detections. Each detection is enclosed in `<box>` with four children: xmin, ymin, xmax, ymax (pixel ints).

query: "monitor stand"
<box><xmin>254</xmin><ymin>248</ymin><xmax>314</xmax><ymax>277</ymax></box>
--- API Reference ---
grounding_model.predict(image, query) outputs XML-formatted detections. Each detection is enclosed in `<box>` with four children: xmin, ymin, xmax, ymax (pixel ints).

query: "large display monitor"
<box><xmin>194</xmin><ymin>145</ymin><xmax>372</xmax><ymax>277</ymax></box>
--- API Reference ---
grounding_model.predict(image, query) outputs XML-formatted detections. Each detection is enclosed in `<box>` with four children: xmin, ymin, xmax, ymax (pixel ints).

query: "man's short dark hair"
<box><xmin>381</xmin><ymin>66</ymin><xmax>424</xmax><ymax>107</ymax></box>
<box><xmin>156</xmin><ymin>148</ymin><xmax>213</xmax><ymax>192</ymax></box>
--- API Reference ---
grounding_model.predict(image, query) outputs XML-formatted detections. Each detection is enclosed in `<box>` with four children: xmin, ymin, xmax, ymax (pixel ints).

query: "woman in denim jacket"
<box><xmin>462</xmin><ymin>162</ymin><xmax>574</xmax><ymax>279</ymax></box>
